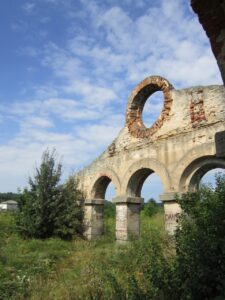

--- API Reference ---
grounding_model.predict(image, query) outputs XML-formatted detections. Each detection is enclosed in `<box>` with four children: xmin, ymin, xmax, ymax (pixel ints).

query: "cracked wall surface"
<box><xmin>76</xmin><ymin>76</ymin><xmax>225</xmax><ymax>197</ymax></box>
<box><xmin>75</xmin><ymin>75</ymin><xmax>225</xmax><ymax>238</ymax></box>
<box><xmin>74</xmin><ymin>2</ymin><xmax>225</xmax><ymax>239</ymax></box>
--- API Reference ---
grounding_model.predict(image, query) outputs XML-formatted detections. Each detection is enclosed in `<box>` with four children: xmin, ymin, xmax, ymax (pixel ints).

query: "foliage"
<box><xmin>0</xmin><ymin>210</ymin><xmax>171</xmax><ymax>300</ymax></box>
<box><xmin>104</xmin><ymin>200</ymin><xmax>116</xmax><ymax>219</ymax></box>
<box><xmin>54</xmin><ymin>175</ymin><xmax>84</xmax><ymax>239</ymax></box>
<box><xmin>142</xmin><ymin>198</ymin><xmax>162</xmax><ymax>217</ymax></box>
<box><xmin>173</xmin><ymin>173</ymin><xmax>225</xmax><ymax>300</ymax></box>
<box><xmin>103</xmin><ymin>201</ymin><xmax>116</xmax><ymax>238</ymax></box>
<box><xmin>16</xmin><ymin>149</ymin><xmax>84</xmax><ymax>240</ymax></box>
<box><xmin>0</xmin><ymin>212</ymin><xmax>74</xmax><ymax>300</ymax></box>
<box><xmin>2</xmin><ymin>173</ymin><xmax>225</xmax><ymax>299</ymax></box>
<box><xmin>73</xmin><ymin>228</ymin><xmax>174</xmax><ymax>300</ymax></box>
<box><xmin>0</xmin><ymin>192</ymin><xmax>19</xmax><ymax>202</ymax></box>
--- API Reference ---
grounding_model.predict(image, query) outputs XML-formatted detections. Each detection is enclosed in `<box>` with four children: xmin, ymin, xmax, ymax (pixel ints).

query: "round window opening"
<box><xmin>142</xmin><ymin>91</ymin><xmax>164</xmax><ymax>128</ymax></box>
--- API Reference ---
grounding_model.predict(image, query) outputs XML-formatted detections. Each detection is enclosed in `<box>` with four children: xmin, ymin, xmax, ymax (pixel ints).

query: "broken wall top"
<box><xmin>105</xmin><ymin>76</ymin><xmax>225</xmax><ymax>156</ymax></box>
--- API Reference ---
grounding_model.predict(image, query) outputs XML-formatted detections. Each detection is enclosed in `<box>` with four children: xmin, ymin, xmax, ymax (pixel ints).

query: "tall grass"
<box><xmin>0</xmin><ymin>210</ymin><xmax>173</xmax><ymax>300</ymax></box>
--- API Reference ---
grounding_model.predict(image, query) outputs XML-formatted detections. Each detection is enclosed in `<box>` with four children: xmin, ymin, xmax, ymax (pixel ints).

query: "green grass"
<box><xmin>0</xmin><ymin>211</ymin><xmax>172</xmax><ymax>300</ymax></box>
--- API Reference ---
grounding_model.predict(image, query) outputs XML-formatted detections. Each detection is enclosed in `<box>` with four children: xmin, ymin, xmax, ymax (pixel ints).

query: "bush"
<box><xmin>142</xmin><ymin>198</ymin><xmax>162</xmax><ymax>217</ymax></box>
<box><xmin>173</xmin><ymin>174</ymin><xmax>225</xmax><ymax>300</ymax></box>
<box><xmin>54</xmin><ymin>175</ymin><xmax>84</xmax><ymax>239</ymax></box>
<box><xmin>16</xmin><ymin>149</ymin><xmax>84</xmax><ymax>240</ymax></box>
<box><xmin>72</xmin><ymin>227</ymin><xmax>174</xmax><ymax>300</ymax></box>
<box><xmin>104</xmin><ymin>200</ymin><xmax>115</xmax><ymax>219</ymax></box>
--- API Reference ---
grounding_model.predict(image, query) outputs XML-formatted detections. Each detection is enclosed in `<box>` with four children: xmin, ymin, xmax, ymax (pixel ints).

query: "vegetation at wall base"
<box><xmin>1</xmin><ymin>172</ymin><xmax>225</xmax><ymax>299</ymax></box>
<box><xmin>173</xmin><ymin>173</ymin><xmax>225</xmax><ymax>300</ymax></box>
<box><xmin>0</xmin><ymin>211</ymin><xmax>169</xmax><ymax>300</ymax></box>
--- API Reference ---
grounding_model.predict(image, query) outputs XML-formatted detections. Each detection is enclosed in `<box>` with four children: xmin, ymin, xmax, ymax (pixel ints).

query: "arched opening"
<box><xmin>141</xmin><ymin>173</ymin><xmax>163</xmax><ymax>203</ymax></box>
<box><xmin>105</xmin><ymin>181</ymin><xmax>116</xmax><ymax>201</ymax></box>
<box><xmin>104</xmin><ymin>181</ymin><xmax>116</xmax><ymax>236</ymax></box>
<box><xmin>142</xmin><ymin>91</ymin><xmax>164</xmax><ymax>128</ymax></box>
<box><xmin>126</xmin><ymin>168</ymin><xmax>163</xmax><ymax>200</ymax></box>
<box><xmin>201</xmin><ymin>168</ymin><xmax>225</xmax><ymax>187</ymax></box>
<box><xmin>126</xmin><ymin>168</ymin><xmax>164</xmax><ymax>232</ymax></box>
<box><xmin>92</xmin><ymin>176</ymin><xmax>111</xmax><ymax>199</ymax></box>
<box><xmin>127</xmin><ymin>168</ymin><xmax>153</xmax><ymax>197</ymax></box>
<box><xmin>179</xmin><ymin>156</ymin><xmax>225</xmax><ymax>192</ymax></box>
<box><xmin>91</xmin><ymin>176</ymin><xmax>116</xmax><ymax>238</ymax></box>
<box><xmin>190</xmin><ymin>165</ymin><xmax>225</xmax><ymax>191</ymax></box>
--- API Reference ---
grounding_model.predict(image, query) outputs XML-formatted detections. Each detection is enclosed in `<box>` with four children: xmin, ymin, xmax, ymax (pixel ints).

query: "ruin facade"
<box><xmin>76</xmin><ymin>75</ymin><xmax>225</xmax><ymax>242</ymax></box>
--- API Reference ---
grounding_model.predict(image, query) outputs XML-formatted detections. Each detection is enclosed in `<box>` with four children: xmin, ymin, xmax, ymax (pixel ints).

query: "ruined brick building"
<box><xmin>75</xmin><ymin>0</ymin><xmax>225</xmax><ymax>242</ymax></box>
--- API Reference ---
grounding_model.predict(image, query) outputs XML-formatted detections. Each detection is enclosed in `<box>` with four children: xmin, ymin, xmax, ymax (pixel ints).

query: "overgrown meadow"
<box><xmin>1</xmin><ymin>174</ymin><xmax>225</xmax><ymax>300</ymax></box>
<box><xmin>0</xmin><ymin>208</ymin><xmax>173</xmax><ymax>300</ymax></box>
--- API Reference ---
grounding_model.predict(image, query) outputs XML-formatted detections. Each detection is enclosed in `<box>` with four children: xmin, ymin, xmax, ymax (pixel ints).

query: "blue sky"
<box><xmin>0</xmin><ymin>0</ymin><xmax>224</xmax><ymax>198</ymax></box>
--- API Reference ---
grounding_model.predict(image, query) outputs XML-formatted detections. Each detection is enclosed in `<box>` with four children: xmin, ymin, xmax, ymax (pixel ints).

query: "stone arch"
<box><xmin>179</xmin><ymin>156</ymin><xmax>225</xmax><ymax>192</ymax></box>
<box><xmin>172</xmin><ymin>142</ymin><xmax>216</xmax><ymax>192</ymax></box>
<box><xmin>90</xmin><ymin>168</ymin><xmax>121</xmax><ymax>199</ymax></box>
<box><xmin>126</xmin><ymin>75</ymin><xmax>174</xmax><ymax>139</ymax></box>
<box><xmin>122</xmin><ymin>158</ymin><xmax>171</xmax><ymax>196</ymax></box>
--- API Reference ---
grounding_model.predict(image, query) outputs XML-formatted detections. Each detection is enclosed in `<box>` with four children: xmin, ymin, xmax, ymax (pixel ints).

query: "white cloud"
<box><xmin>55</xmin><ymin>0</ymin><xmax>221</xmax><ymax>90</ymax></box>
<box><xmin>22</xmin><ymin>2</ymin><xmax>36</xmax><ymax>14</ymax></box>
<box><xmin>1</xmin><ymin>0</ymin><xmax>223</xmax><ymax>193</ymax></box>
<box><xmin>0</xmin><ymin>97</ymin><xmax>124</xmax><ymax>192</ymax></box>
<box><xmin>22</xmin><ymin>116</ymin><xmax>53</xmax><ymax>128</ymax></box>
<box><xmin>64</xmin><ymin>81</ymin><xmax>118</xmax><ymax>108</ymax></box>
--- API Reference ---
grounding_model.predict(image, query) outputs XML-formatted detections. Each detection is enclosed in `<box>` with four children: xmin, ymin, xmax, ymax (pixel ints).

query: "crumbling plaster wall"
<box><xmin>76</xmin><ymin>76</ymin><xmax>225</xmax><ymax>199</ymax></box>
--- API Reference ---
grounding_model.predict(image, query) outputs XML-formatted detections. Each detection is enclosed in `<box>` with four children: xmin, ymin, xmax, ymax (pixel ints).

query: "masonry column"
<box><xmin>84</xmin><ymin>199</ymin><xmax>104</xmax><ymax>240</ymax></box>
<box><xmin>160</xmin><ymin>193</ymin><xmax>182</xmax><ymax>234</ymax></box>
<box><xmin>113</xmin><ymin>196</ymin><xmax>143</xmax><ymax>243</ymax></box>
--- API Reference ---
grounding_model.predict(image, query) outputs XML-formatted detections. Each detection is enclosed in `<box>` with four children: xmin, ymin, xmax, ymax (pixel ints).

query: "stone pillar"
<box><xmin>160</xmin><ymin>193</ymin><xmax>182</xmax><ymax>235</ymax></box>
<box><xmin>84</xmin><ymin>199</ymin><xmax>104</xmax><ymax>240</ymax></box>
<box><xmin>113</xmin><ymin>196</ymin><xmax>144</xmax><ymax>243</ymax></box>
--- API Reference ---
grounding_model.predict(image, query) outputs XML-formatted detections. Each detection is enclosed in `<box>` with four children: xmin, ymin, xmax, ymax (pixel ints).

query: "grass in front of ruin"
<box><xmin>0</xmin><ymin>209</ymin><xmax>170</xmax><ymax>300</ymax></box>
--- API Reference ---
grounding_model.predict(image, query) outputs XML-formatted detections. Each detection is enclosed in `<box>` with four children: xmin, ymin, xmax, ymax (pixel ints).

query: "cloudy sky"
<box><xmin>0</xmin><ymin>0</ymin><xmax>223</xmax><ymax>199</ymax></box>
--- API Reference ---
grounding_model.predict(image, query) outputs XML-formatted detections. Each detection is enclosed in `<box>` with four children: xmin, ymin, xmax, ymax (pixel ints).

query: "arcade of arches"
<box><xmin>76</xmin><ymin>75</ymin><xmax>225</xmax><ymax>242</ymax></box>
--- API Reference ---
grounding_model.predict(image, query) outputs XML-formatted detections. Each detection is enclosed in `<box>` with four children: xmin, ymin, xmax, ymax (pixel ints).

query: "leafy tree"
<box><xmin>143</xmin><ymin>198</ymin><xmax>161</xmax><ymax>217</ymax></box>
<box><xmin>54</xmin><ymin>175</ymin><xmax>84</xmax><ymax>239</ymax></box>
<box><xmin>16</xmin><ymin>149</ymin><xmax>84</xmax><ymax>239</ymax></box>
<box><xmin>104</xmin><ymin>200</ymin><xmax>115</xmax><ymax>219</ymax></box>
<box><xmin>173</xmin><ymin>173</ymin><xmax>225</xmax><ymax>300</ymax></box>
<box><xmin>0</xmin><ymin>192</ymin><xmax>19</xmax><ymax>202</ymax></box>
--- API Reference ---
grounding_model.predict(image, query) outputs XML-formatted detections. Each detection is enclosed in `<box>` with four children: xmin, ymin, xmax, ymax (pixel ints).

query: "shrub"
<box><xmin>16</xmin><ymin>149</ymin><xmax>84</xmax><ymax>240</ymax></box>
<box><xmin>173</xmin><ymin>174</ymin><xmax>225</xmax><ymax>300</ymax></box>
<box><xmin>142</xmin><ymin>198</ymin><xmax>162</xmax><ymax>217</ymax></box>
<box><xmin>54</xmin><ymin>175</ymin><xmax>84</xmax><ymax>239</ymax></box>
<box><xmin>104</xmin><ymin>200</ymin><xmax>115</xmax><ymax>219</ymax></box>
<box><xmin>78</xmin><ymin>228</ymin><xmax>174</xmax><ymax>300</ymax></box>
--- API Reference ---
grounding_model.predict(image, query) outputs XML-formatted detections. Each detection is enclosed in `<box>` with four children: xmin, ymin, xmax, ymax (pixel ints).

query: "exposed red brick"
<box><xmin>126</xmin><ymin>76</ymin><xmax>174</xmax><ymax>139</ymax></box>
<box><xmin>189</xmin><ymin>89</ymin><xmax>207</xmax><ymax>128</ymax></box>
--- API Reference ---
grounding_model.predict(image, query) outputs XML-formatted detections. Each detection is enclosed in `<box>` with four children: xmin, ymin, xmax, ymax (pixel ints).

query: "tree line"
<box><xmin>0</xmin><ymin>192</ymin><xmax>19</xmax><ymax>202</ymax></box>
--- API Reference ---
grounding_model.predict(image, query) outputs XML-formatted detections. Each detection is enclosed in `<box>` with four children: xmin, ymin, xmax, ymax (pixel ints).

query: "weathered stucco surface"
<box><xmin>76</xmin><ymin>76</ymin><xmax>225</xmax><ymax>241</ymax></box>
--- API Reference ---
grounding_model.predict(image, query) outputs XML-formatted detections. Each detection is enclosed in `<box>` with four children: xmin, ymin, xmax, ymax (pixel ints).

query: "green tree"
<box><xmin>104</xmin><ymin>200</ymin><xmax>115</xmax><ymax>219</ymax></box>
<box><xmin>143</xmin><ymin>198</ymin><xmax>161</xmax><ymax>217</ymax></box>
<box><xmin>0</xmin><ymin>192</ymin><xmax>19</xmax><ymax>202</ymax></box>
<box><xmin>54</xmin><ymin>175</ymin><xmax>84</xmax><ymax>239</ymax></box>
<box><xmin>173</xmin><ymin>174</ymin><xmax>225</xmax><ymax>300</ymax></box>
<box><xmin>16</xmin><ymin>149</ymin><xmax>84</xmax><ymax>239</ymax></box>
